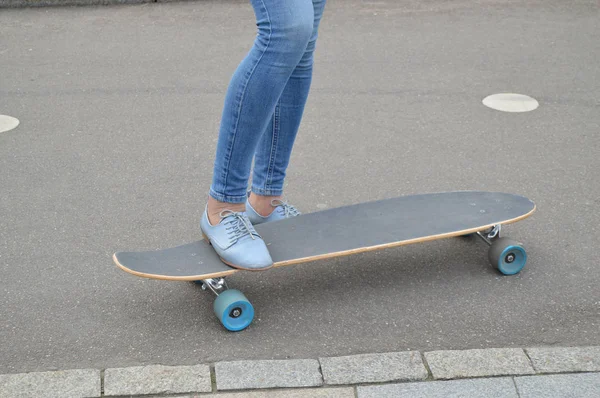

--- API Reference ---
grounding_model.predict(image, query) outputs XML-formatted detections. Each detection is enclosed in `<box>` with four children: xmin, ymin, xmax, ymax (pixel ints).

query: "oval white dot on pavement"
<box><xmin>0</xmin><ymin>115</ymin><xmax>20</xmax><ymax>133</ymax></box>
<box><xmin>482</xmin><ymin>93</ymin><xmax>539</xmax><ymax>113</ymax></box>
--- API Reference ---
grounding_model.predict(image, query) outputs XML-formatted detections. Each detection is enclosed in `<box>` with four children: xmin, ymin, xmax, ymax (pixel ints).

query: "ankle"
<box><xmin>249</xmin><ymin>192</ymin><xmax>281</xmax><ymax>217</ymax></box>
<box><xmin>207</xmin><ymin>196</ymin><xmax>245</xmax><ymax>225</ymax></box>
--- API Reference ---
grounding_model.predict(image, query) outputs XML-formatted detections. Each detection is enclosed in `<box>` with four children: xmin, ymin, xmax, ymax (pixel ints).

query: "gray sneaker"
<box><xmin>246</xmin><ymin>198</ymin><xmax>301</xmax><ymax>225</ymax></box>
<box><xmin>200</xmin><ymin>208</ymin><xmax>273</xmax><ymax>271</ymax></box>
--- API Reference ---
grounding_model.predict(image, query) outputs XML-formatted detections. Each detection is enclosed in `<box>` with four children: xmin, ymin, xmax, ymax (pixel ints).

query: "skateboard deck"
<box><xmin>114</xmin><ymin>191</ymin><xmax>535</xmax><ymax>281</ymax></box>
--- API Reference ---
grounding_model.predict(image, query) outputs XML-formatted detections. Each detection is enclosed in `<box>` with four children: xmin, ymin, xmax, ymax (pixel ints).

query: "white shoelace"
<box><xmin>271</xmin><ymin>200</ymin><xmax>301</xmax><ymax>218</ymax></box>
<box><xmin>220</xmin><ymin>210</ymin><xmax>258</xmax><ymax>241</ymax></box>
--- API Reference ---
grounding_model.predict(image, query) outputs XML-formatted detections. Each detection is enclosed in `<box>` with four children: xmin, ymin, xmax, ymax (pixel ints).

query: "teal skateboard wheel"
<box><xmin>213</xmin><ymin>289</ymin><xmax>254</xmax><ymax>331</ymax></box>
<box><xmin>488</xmin><ymin>237</ymin><xmax>527</xmax><ymax>275</ymax></box>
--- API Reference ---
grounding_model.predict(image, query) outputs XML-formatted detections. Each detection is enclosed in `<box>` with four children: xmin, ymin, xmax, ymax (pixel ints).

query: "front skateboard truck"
<box><xmin>196</xmin><ymin>278</ymin><xmax>254</xmax><ymax>331</ymax></box>
<box><xmin>475</xmin><ymin>225</ymin><xmax>527</xmax><ymax>275</ymax></box>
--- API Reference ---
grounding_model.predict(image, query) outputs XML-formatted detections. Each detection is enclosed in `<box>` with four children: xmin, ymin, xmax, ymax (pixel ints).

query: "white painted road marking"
<box><xmin>0</xmin><ymin>115</ymin><xmax>20</xmax><ymax>133</ymax></box>
<box><xmin>482</xmin><ymin>93</ymin><xmax>539</xmax><ymax>113</ymax></box>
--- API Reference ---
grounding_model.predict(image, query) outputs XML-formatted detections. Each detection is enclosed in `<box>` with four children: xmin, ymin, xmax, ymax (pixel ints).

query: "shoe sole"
<box><xmin>201</xmin><ymin>232</ymin><xmax>274</xmax><ymax>272</ymax></box>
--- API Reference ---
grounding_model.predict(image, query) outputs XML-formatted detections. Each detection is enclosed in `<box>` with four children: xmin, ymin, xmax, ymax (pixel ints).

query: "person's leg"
<box><xmin>207</xmin><ymin>0</ymin><xmax>315</xmax><ymax>226</ymax></box>
<box><xmin>202</xmin><ymin>0</ymin><xmax>317</xmax><ymax>270</ymax></box>
<box><xmin>249</xmin><ymin>0</ymin><xmax>327</xmax><ymax>218</ymax></box>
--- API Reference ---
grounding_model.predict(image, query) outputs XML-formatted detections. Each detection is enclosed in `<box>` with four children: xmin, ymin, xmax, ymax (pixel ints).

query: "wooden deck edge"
<box><xmin>113</xmin><ymin>253</ymin><xmax>239</xmax><ymax>281</ymax></box>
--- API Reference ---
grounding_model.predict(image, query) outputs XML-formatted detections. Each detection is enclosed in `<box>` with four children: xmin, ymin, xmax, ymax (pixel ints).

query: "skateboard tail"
<box><xmin>113</xmin><ymin>252</ymin><xmax>237</xmax><ymax>281</ymax></box>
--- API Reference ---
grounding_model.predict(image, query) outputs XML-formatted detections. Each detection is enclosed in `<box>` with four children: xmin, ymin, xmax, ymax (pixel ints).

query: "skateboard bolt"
<box><xmin>230</xmin><ymin>308</ymin><xmax>242</xmax><ymax>318</ymax></box>
<box><xmin>505</xmin><ymin>254</ymin><xmax>515</xmax><ymax>263</ymax></box>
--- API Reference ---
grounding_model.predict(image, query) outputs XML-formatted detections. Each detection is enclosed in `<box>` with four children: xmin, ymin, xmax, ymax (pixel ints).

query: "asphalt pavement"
<box><xmin>0</xmin><ymin>0</ymin><xmax>599</xmax><ymax>374</ymax></box>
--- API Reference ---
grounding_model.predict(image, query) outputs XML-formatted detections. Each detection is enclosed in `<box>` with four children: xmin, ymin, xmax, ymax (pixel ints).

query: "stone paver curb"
<box><xmin>2</xmin><ymin>347</ymin><xmax>600</xmax><ymax>397</ymax></box>
<box><xmin>0</xmin><ymin>368</ymin><xmax>100</xmax><ymax>398</ymax></box>
<box><xmin>103</xmin><ymin>364</ymin><xmax>211</xmax><ymax>396</ymax></box>
<box><xmin>424</xmin><ymin>348</ymin><xmax>535</xmax><ymax>379</ymax></box>
<box><xmin>319</xmin><ymin>351</ymin><xmax>428</xmax><ymax>385</ymax></box>
<box><xmin>357</xmin><ymin>377</ymin><xmax>519</xmax><ymax>398</ymax></box>
<box><xmin>526</xmin><ymin>346</ymin><xmax>600</xmax><ymax>373</ymax></box>
<box><xmin>515</xmin><ymin>372</ymin><xmax>600</xmax><ymax>397</ymax></box>
<box><xmin>173</xmin><ymin>387</ymin><xmax>356</xmax><ymax>397</ymax></box>
<box><xmin>0</xmin><ymin>0</ymin><xmax>165</xmax><ymax>8</ymax></box>
<box><xmin>215</xmin><ymin>359</ymin><xmax>322</xmax><ymax>390</ymax></box>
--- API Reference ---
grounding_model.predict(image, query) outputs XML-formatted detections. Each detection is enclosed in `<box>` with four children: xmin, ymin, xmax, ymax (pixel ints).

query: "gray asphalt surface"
<box><xmin>1</xmin><ymin>0</ymin><xmax>599</xmax><ymax>374</ymax></box>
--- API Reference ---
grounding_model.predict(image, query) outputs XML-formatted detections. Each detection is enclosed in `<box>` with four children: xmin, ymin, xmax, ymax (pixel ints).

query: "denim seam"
<box><xmin>265</xmin><ymin>99</ymin><xmax>280</xmax><ymax>191</ymax></box>
<box><xmin>221</xmin><ymin>0</ymin><xmax>272</xmax><ymax>194</ymax></box>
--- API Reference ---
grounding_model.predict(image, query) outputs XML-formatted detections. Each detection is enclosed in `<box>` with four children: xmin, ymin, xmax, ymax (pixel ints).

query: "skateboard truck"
<box><xmin>475</xmin><ymin>224</ymin><xmax>501</xmax><ymax>245</ymax></box>
<box><xmin>200</xmin><ymin>277</ymin><xmax>228</xmax><ymax>296</ymax></box>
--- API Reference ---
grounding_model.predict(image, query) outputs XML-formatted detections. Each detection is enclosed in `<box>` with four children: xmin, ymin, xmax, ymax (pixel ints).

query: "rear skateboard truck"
<box><xmin>196</xmin><ymin>278</ymin><xmax>254</xmax><ymax>331</ymax></box>
<box><xmin>474</xmin><ymin>224</ymin><xmax>527</xmax><ymax>275</ymax></box>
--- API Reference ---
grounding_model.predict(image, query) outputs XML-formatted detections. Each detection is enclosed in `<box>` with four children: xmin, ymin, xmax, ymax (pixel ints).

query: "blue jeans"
<box><xmin>209</xmin><ymin>0</ymin><xmax>327</xmax><ymax>204</ymax></box>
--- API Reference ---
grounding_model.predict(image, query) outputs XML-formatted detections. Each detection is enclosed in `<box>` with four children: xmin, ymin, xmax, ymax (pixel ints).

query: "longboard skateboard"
<box><xmin>114</xmin><ymin>191</ymin><xmax>535</xmax><ymax>331</ymax></box>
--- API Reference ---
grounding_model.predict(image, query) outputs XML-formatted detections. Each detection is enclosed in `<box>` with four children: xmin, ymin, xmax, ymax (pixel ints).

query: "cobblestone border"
<box><xmin>0</xmin><ymin>0</ymin><xmax>185</xmax><ymax>8</ymax></box>
<box><xmin>1</xmin><ymin>346</ymin><xmax>599</xmax><ymax>397</ymax></box>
